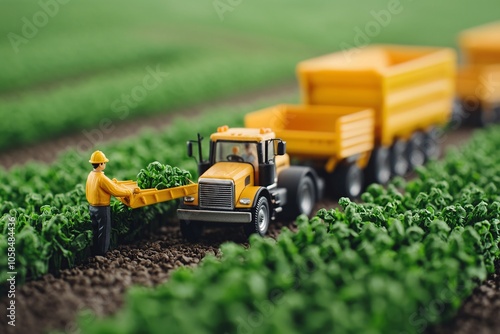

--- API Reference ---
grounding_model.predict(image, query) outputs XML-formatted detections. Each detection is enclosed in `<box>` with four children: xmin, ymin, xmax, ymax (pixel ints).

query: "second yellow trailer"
<box><xmin>246</xmin><ymin>44</ymin><xmax>456</xmax><ymax>197</ymax></box>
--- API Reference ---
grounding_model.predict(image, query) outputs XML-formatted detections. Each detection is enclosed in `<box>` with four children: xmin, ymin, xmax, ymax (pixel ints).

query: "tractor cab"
<box><xmin>187</xmin><ymin>126</ymin><xmax>286</xmax><ymax>187</ymax></box>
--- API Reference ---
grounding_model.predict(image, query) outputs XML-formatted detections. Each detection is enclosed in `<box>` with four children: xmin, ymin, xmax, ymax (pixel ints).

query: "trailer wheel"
<box><xmin>450</xmin><ymin>98</ymin><xmax>465</xmax><ymax>128</ymax></box>
<box><xmin>479</xmin><ymin>108</ymin><xmax>496</xmax><ymax>127</ymax></box>
<box><xmin>407</xmin><ymin>132</ymin><xmax>426</xmax><ymax>170</ymax></box>
<box><xmin>423</xmin><ymin>127</ymin><xmax>440</xmax><ymax>161</ymax></box>
<box><xmin>493</xmin><ymin>105</ymin><xmax>500</xmax><ymax>123</ymax></box>
<box><xmin>390</xmin><ymin>139</ymin><xmax>409</xmax><ymax>176</ymax></box>
<box><xmin>468</xmin><ymin>103</ymin><xmax>494</xmax><ymax>127</ymax></box>
<box><xmin>179</xmin><ymin>220</ymin><xmax>204</xmax><ymax>242</ymax></box>
<box><xmin>474</xmin><ymin>109</ymin><xmax>489</xmax><ymax>127</ymax></box>
<box><xmin>244</xmin><ymin>196</ymin><xmax>270</xmax><ymax>237</ymax></box>
<box><xmin>365</xmin><ymin>147</ymin><xmax>391</xmax><ymax>185</ymax></box>
<box><xmin>332</xmin><ymin>163</ymin><xmax>364</xmax><ymax>198</ymax></box>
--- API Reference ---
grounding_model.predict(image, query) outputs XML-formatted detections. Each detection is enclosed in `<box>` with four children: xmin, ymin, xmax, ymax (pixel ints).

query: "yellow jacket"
<box><xmin>86</xmin><ymin>171</ymin><xmax>131</xmax><ymax>206</ymax></box>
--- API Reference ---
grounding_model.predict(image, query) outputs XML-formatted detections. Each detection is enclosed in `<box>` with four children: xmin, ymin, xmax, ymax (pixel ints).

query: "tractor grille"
<box><xmin>199</xmin><ymin>180</ymin><xmax>234</xmax><ymax>210</ymax></box>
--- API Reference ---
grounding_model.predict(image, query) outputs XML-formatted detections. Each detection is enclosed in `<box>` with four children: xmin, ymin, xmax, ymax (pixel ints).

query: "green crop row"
<box><xmin>0</xmin><ymin>51</ymin><xmax>296</xmax><ymax>151</ymax></box>
<box><xmin>4</xmin><ymin>0</ymin><xmax>483</xmax><ymax>92</ymax></box>
<box><xmin>79</xmin><ymin>125</ymin><xmax>500</xmax><ymax>334</ymax></box>
<box><xmin>1</xmin><ymin>0</ymin><xmax>319</xmax><ymax>92</ymax></box>
<box><xmin>0</xmin><ymin>95</ymin><xmax>294</xmax><ymax>285</ymax></box>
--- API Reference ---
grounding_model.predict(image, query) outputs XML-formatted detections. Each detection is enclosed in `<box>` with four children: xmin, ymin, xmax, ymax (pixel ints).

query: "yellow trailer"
<box><xmin>245</xmin><ymin>105</ymin><xmax>374</xmax><ymax>197</ymax></box>
<box><xmin>115</xmin><ymin>180</ymin><xmax>197</xmax><ymax>209</ymax></box>
<box><xmin>296</xmin><ymin>45</ymin><xmax>456</xmax><ymax>180</ymax></box>
<box><xmin>457</xmin><ymin>22</ymin><xmax>500</xmax><ymax>125</ymax></box>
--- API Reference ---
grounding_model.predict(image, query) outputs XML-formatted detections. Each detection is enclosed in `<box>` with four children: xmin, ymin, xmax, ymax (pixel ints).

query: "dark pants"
<box><xmin>89</xmin><ymin>205</ymin><xmax>111</xmax><ymax>256</ymax></box>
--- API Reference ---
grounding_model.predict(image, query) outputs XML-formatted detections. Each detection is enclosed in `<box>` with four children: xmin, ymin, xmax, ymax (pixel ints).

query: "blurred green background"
<box><xmin>1</xmin><ymin>0</ymin><xmax>499</xmax><ymax>151</ymax></box>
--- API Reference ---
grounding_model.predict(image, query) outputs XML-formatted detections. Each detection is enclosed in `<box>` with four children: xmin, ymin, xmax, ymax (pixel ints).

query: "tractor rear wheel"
<box><xmin>278</xmin><ymin>167</ymin><xmax>318</xmax><ymax>221</ymax></box>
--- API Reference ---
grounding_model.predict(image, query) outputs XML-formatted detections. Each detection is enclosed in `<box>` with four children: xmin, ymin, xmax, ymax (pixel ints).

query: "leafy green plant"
<box><xmin>137</xmin><ymin>162</ymin><xmax>191</xmax><ymax>189</ymax></box>
<box><xmin>0</xmin><ymin>185</ymin><xmax>93</xmax><ymax>284</ymax></box>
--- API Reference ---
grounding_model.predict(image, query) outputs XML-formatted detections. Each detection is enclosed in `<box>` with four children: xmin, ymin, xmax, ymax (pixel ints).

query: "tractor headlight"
<box><xmin>239</xmin><ymin>198</ymin><xmax>251</xmax><ymax>205</ymax></box>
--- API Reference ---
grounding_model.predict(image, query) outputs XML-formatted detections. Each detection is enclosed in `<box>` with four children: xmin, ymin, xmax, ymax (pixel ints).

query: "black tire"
<box><xmin>423</xmin><ymin>127</ymin><xmax>441</xmax><ymax>161</ymax></box>
<box><xmin>461</xmin><ymin>98</ymin><xmax>482</xmax><ymax>127</ymax></box>
<box><xmin>407</xmin><ymin>132</ymin><xmax>426</xmax><ymax>170</ymax></box>
<box><xmin>493</xmin><ymin>105</ymin><xmax>500</xmax><ymax>123</ymax></box>
<box><xmin>331</xmin><ymin>163</ymin><xmax>364</xmax><ymax>198</ymax></box>
<box><xmin>390</xmin><ymin>139</ymin><xmax>409</xmax><ymax>176</ymax></box>
<box><xmin>365</xmin><ymin>147</ymin><xmax>391</xmax><ymax>185</ymax></box>
<box><xmin>278</xmin><ymin>167</ymin><xmax>318</xmax><ymax>221</ymax></box>
<box><xmin>469</xmin><ymin>105</ymin><xmax>494</xmax><ymax>127</ymax></box>
<box><xmin>179</xmin><ymin>220</ymin><xmax>204</xmax><ymax>242</ymax></box>
<box><xmin>450</xmin><ymin>98</ymin><xmax>465</xmax><ymax>128</ymax></box>
<box><xmin>244</xmin><ymin>196</ymin><xmax>270</xmax><ymax>237</ymax></box>
<box><xmin>475</xmin><ymin>110</ymin><xmax>490</xmax><ymax>127</ymax></box>
<box><xmin>297</xmin><ymin>176</ymin><xmax>316</xmax><ymax>217</ymax></box>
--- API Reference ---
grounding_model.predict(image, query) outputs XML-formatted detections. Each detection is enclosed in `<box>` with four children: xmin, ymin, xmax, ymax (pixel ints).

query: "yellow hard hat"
<box><xmin>89</xmin><ymin>150</ymin><xmax>109</xmax><ymax>164</ymax></box>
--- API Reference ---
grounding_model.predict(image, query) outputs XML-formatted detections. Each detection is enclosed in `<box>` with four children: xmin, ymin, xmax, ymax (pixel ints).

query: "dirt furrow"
<box><xmin>429</xmin><ymin>265</ymin><xmax>500</xmax><ymax>334</ymax></box>
<box><xmin>0</xmin><ymin>218</ymin><xmax>298</xmax><ymax>334</ymax></box>
<box><xmin>0</xmin><ymin>224</ymin><xmax>228</xmax><ymax>334</ymax></box>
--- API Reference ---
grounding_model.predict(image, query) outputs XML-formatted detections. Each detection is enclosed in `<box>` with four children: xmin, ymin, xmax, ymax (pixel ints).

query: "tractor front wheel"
<box><xmin>244</xmin><ymin>196</ymin><xmax>270</xmax><ymax>237</ymax></box>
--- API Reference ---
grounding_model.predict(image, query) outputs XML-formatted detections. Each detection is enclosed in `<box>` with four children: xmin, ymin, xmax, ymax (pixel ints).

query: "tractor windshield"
<box><xmin>215</xmin><ymin>141</ymin><xmax>259</xmax><ymax>167</ymax></box>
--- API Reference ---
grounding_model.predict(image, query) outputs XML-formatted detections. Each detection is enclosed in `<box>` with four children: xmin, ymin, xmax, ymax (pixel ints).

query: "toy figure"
<box><xmin>242</xmin><ymin>143</ymin><xmax>257</xmax><ymax>167</ymax></box>
<box><xmin>85</xmin><ymin>150</ymin><xmax>132</xmax><ymax>255</ymax></box>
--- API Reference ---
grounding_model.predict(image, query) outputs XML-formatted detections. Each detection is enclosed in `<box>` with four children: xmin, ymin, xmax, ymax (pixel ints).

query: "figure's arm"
<box><xmin>100</xmin><ymin>176</ymin><xmax>132</xmax><ymax>197</ymax></box>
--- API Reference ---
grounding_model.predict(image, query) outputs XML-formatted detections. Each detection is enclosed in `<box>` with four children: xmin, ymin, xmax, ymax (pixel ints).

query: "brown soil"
<box><xmin>429</xmin><ymin>266</ymin><xmax>500</xmax><ymax>334</ymax></box>
<box><xmin>0</xmin><ymin>220</ymin><xmax>297</xmax><ymax>334</ymax></box>
<box><xmin>0</xmin><ymin>84</ymin><xmax>496</xmax><ymax>334</ymax></box>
